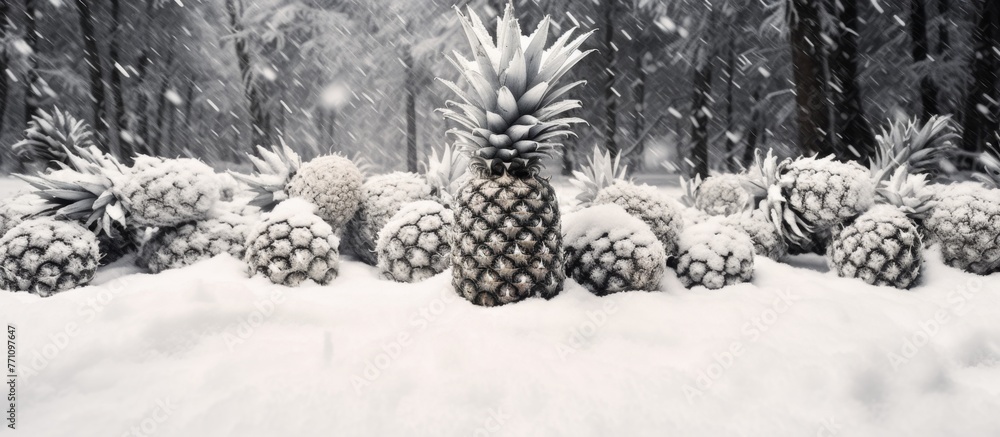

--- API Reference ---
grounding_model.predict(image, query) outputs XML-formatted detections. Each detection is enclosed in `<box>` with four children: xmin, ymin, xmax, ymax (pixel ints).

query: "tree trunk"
<box><xmin>403</xmin><ymin>49</ymin><xmax>418</xmax><ymax>173</ymax></box>
<box><xmin>910</xmin><ymin>0</ymin><xmax>939</xmax><ymax>121</ymax></box>
<box><xmin>24</xmin><ymin>0</ymin><xmax>40</xmax><ymax>123</ymax></box>
<box><xmin>788</xmin><ymin>0</ymin><xmax>834</xmax><ymax>157</ymax></box>
<box><xmin>830</xmin><ymin>0</ymin><xmax>873</xmax><ymax>161</ymax></box>
<box><xmin>936</xmin><ymin>0</ymin><xmax>949</xmax><ymax>54</ymax></box>
<box><xmin>226</xmin><ymin>0</ymin><xmax>271</xmax><ymax>148</ymax></box>
<box><xmin>602</xmin><ymin>0</ymin><xmax>619</xmax><ymax>156</ymax></box>
<box><xmin>151</xmin><ymin>64</ymin><xmax>172</xmax><ymax>156</ymax></box>
<box><xmin>724</xmin><ymin>36</ymin><xmax>738</xmax><ymax>172</ymax></box>
<box><xmin>109</xmin><ymin>0</ymin><xmax>130</xmax><ymax>161</ymax></box>
<box><xmin>631</xmin><ymin>51</ymin><xmax>647</xmax><ymax>172</ymax></box>
<box><xmin>0</xmin><ymin>1</ymin><xmax>10</xmax><ymax>139</ymax></box>
<box><xmin>960</xmin><ymin>0</ymin><xmax>1000</xmax><ymax>156</ymax></box>
<box><xmin>743</xmin><ymin>86</ymin><xmax>765</xmax><ymax>167</ymax></box>
<box><xmin>691</xmin><ymin>47</ymin><xmax>714</xmax><ymax>178</ymax></box>
<box><xmin>76</xmin><ymin>0</ymin><xmax>107</xmax><ymax>146</ymax></box>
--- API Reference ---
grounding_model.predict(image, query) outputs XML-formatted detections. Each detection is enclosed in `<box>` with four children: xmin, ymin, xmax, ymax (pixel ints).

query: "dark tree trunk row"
<box><xmin>961</xmin><ymin>0</ymin><xmax>1000</xmax><ymax>155</ymax></box>
<box><xmin>76</xmin><ymin>0</ymin><xmax>107</xmax><ymax>145</ymax></box>
<box><xmin>109</xmin><ymin>0</ymin><xmax>130</xmax><ymax>161</ymax></box>
<box><xmin>691</xmin><ymin>46</ymin><xmax>714</xmax><ymax>178</ymax></box>
<box><xmin>403</xmin><ymin>48</ymin><xmax>418</xmax><ymax>173</ymax></box>
<box><xmin>831</xmin><ymin>0</ymin><xmax>873</xmax><ymax>161</ymax></box>
<box><xmin>910</xmin><ymin>0</ymin><xmax>939</xmax><ymax>121</ymax></box>
<box><xmin>24</xmin><ymin>0</ymin><xmax>39</xmax><ymax>124</ymax></box>
<box><xmin>788</xmin><ymin>0</ymin><xmax>834</xmax><ymax>157</ymax></box>
<box><xmin>226</xmin><ymin>0</ymin><xmax>272</xmax><ymax>149</ymax></box>
<box><xmin>602</xmin><ymin>0</ymin><xmax>619</xmax><ymax>156</ymax></box>
<box><xmin>724</xmin><ymin>35</ymin><xmax>738</xmax><ymax>172</ymax></box>
<box><xmin>0</xmin><ymin>1</ymin><xmax>10</xmax><ymax>139</ymax></box>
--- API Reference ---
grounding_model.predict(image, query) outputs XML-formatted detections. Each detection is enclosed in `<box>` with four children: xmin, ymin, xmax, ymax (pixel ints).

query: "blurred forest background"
<box><xmin>0</xmin><ymin>0</ymin><xmax>997</xmax><ymax>176</ymax></box>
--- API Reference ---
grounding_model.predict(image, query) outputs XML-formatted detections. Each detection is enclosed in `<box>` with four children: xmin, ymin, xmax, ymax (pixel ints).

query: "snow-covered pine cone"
<box><xmin>722</xmin><ymin>209</ymin><xmax>788</xmax><ymax>261</ymax></box>
<box><xmin>594</xmin><ymin>181</ymin><xmax>683</xmax><ymax>257</ymax></box>
<box><xmin>0</xmin><ymin>219</ymin><xmax>99</xmax><ymax>295</ymax></box>
<box><xmin>925</xmin><ymin>184</ymin><xmax>1000</xmax><ymax>275</ymax></box>
<box><xmin>676</xmin><ymin>222</ymin><xmax>755</xmax><ymax>290</ymax></box>
<box><xmin>782</xmin><ymin>157</ymin><xmax>874</xmax><ymax>229</ymax></box>
<box><xmin>376</xmin><ymin>200</ymin><xmax>454</xmax><ymax>283</ymax></box>
<box><xmin>138</xmin><ymin>214</ymin><xmax>251</xmax><ymax>273</ymax></box>
<box><xmin>342</xmin><ymin>172</ymin><xmax>434</xmax><ymax>265</ymax></box>
<box><xmin>287</xmin><ymin>154</ymin><xmax>363</xmax><ymax>230</ymax></box>
<box><xmin>696</xmin><ymin>174</ymin><xmax>751</xmax><ymax>216</ymax></box>
<box><xmin>245</xmin><ymin>199</ymin><xmax>339</xmax><ymax>286</ymax></box>
<box><xmin>115</xmin><ymin>156</ymin><xmax>221</xmax><ymax>228</ymax></box>
<box><xmin>827</xmin><ymin>205</ymin><xmax>922</xmax><ymax>289</ymax></box>
<box><xmin>563</xmin><ymin>204</ymin><xmax>666</xmax><ymax>295</ymax></box>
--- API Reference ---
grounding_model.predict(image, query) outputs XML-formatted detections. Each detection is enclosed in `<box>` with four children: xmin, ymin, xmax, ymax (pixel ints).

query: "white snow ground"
<box><xmin>2</xmin><ymin>176</ymin><xmax>1000</xmax><ymax>437</ymax></box>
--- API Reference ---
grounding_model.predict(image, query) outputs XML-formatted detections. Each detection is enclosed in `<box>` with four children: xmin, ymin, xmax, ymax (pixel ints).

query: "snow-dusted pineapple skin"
<box><xmin>925</xmin><ymin>185</ymin><xmax>1000</xmax><ymax>275</ymax></box>
<box><xmin>676</xmin><ymin>222</ymin><xmax>755</xmax><ymax>290</ymax></box>
<box><xmin>0</xmin><ymin>206</ymin><xmax>22</xmax><ymax>238</ymax></box>
<box><xmin>594</xmin><ymin>181</ymin><xmax>683</xmax><ymax>257</ymax></box>
<box><xmin>116</xmin><ymin>156</ymin><xmax>221</xmax><ymax>228</ymax></box>
<box><xmin>376</xmin><ymin>200</ymin><xmax>454</xmax><ymax>283</ymax></box>
<box><xmin>138</xmin><ymin>214</ymin><xmax>251</xmax><ymax>273</ymax></box>
<box><xmin>286</xmin><ymin>154</ymin><xmax>363</xmax><ymax>230</ymax></box>
<box><xmin>722</xmin><ymin>210</ymin><xmax>788</xmax><ymax>261</ymax></box>
<box><xmin>828</xmin><ymin>206</ymin><xmax>923</xmax><ymax>288</ymax></box>
<box><xmin>782</xmin><ymin>157</ymin><xmax>874</xmax><ymax>229</ymax></box>
<box><xmin>245</xmin><ymin>200</ymin><xmax>340</xmax><ymax>286</ymax></box>
<box><xmin>695</xmin><ymin>174</ymin><xmax>751</xmax><ymax>216</ymax></box>
<box><xmin>0</xmin><ymin>219</ymin><xmax>99</xmax><ymax>295</ymax></box>
<box><xmin>563</xmin><ymin>204</ymin><xmax>666</xmax><ymax>295</ymax></box>
<box><xmin>342</xmin><ymin>172</ymin><xmax>434</xmax><ymax>265</ymax></box>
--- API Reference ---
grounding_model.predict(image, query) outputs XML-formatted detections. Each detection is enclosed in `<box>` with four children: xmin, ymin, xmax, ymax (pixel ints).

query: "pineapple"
<box><xmin>115</xmin><ymin>155</ymin><xmax>221</xmax><ymax>228</ymax></box>
<box><xmin>12</xmin><ymin>108</ymin><xmax>94</xmax><ymax>166</ymax></box>
<box><xmin>925</xmin><ymin>184</ymin><xmax>1000</xmax><ymax>275</ymax></box>
<box><xmin>721</xmin><ymin>210</ymin><xmax>788</xmax><ymax>261</ymax></box>
<box><xmin>594</xmin><ymin>181</ymin><xmax>683</xmax><ymax>257</ymax></box>
<box><xmin>692</xmin><ymin>173</ymin><xmax>751</xmax><ymax>216</ymax></box>
<box><xmin>570</xmin><ymin>146</ymin><xmax>682</xmax><ymax>256</ymax></box>
<box><xmin>245</xmin><ymin>199</ymin><xmax>340</xmax><ymax>286</ymax></box>
<box><xmin>675</xmin><ymin>221</ymin><xmax>755</xmax><ymax>290</ymax></box>
<box><xmin>0</xmin><ymin>218</ymin><xmax>100</xmax><ymax>295</ymax></box>
<box><xmin>0</xmin><ymin>206</ymin><xmax>22</xmax><ymax>238</ymax></box>
<box><xmin>15</xmin><ymin>146</ymin><xmax>139</xmax><ymax>264</ymax></box>
<box><xmin>568</xmin><ymin>145</ymin><xmax>628</xmax><ymax>207</ymax></box>
<box><xmin>138</xmin><ymin>213</ymin><xmax>251</xmax><ymax>273</ymax></box>
<box><xmin>342</xmin><ymin>172</ymin><xmax>434</xmax><ymax>265</ymax></box>
<box><xmin>827</xmin><ymin>206</ymin><xmax>924</xmax><ymax>289</ymax></box>
<box><xmin>441</xmin><ymin>4</ymin><xmax>594</xmax><ymax>306</ymax></box>
<box><xmin>228</xmin><ymin>142</ymin><xmax>302</xmax><ymax>212</ymax></box>
<box><xmin>376</xmin><ymin>200</ymin><xmax>455</xmax><ymax>283</ymax></box>
<box><xmin>562</xmin><ymin>204</ymin><xmax>666</xmax><ymax>295</ymax></box>
<box><xmin>286</xmin><ymin>154</ymin><xmax>364</xmax><ymax>229</ymax></box>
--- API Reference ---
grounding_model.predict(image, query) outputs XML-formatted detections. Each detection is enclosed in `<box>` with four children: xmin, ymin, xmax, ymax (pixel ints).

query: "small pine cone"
<box><xmin>138</xmin><ymin>214</ymin><xmax>251</xmax><ymax>273</ymax></box>
<box><xmin>828</xmin><ymin>206</ymin><xmax>922</xmax><ymax>289</ymax></box>
<box><xmin>0</xmin><ymin>218</ymin><xmax>99</xmax><ymax>295</ymax></box>
<box><xmin>376</xmin><ymin>200</ymin><xmax>454</xmax><ymax>283</ymax></box>
<box><xmin>696</xmin><ymin>174</ymin><xmax>751</xmax><ymax>216</ymax></box>
<box><xmin>245</xmin><ymin>199</ymin><xmax>340</xmax><ymax>286</ymax></box>
<box><xmin>287</xmin><ymin>155</ymin><xmax>364</xmax><ymax>230</ymax></box>
<box><xmin>676</xmin><ymin>222</ymin><xmax>755</xmax><ymax>290</ymax></box>
<box><xmin>594</xmin><ymin>181</ymin><xmax>683</xmax><ymax>257</ymax></box>
<box><xmin>563</xmin><ymin>204</ymin><xmax>666</xmax><ymax>295</ymax></box>
<box><xmin>116</xmin><ymin>156</ymin><xmax>221</xmax><ymax>228</ymax></box>
<box><xmin>722</xmin><ymin>210</ymin><xmax>788</xmax><ymax>261</ymax></box>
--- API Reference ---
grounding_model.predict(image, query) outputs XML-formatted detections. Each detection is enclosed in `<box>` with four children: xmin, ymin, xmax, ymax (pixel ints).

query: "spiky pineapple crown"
<box><xmin>439</xmin><ymin>3</ymin><xmax>594</xmax><ymax>177</ymax></box>
<box><xmin>569</xmin><ymin>145</ymin><xmax>628</xmax><ymax>206</ymax></box>
<box><xmin>877</xmin><ymin>166</ymin><xmax>936</xmax><ymax>219</ymax></box>
<box><xmin>974</xmin><ymin>135</ymin><xmax>1000</xmax><ymax>189</ymax></box>
<box><xmin>229</xmin><ymin>140</ymin><xmax>302</xmax><ymax>212</ymax></box>
<box><xmin>16</xmin><ymin>146</ymin><xmax>128</xmax><ymax>236</ymax></box>
<box><xmin>678</xmin><ymin>174</ymin><xmax>702</xmax><ymax>208</ymax></box>
<box><xmin>870</xmin><ymin>115</ymin><xmax>957</xmax><ymax>183</ymax></box>
<box><xmin>423</xmin><ymin>144</ymin><xmax>469</xmax><ymax>202</ymax></box>
<box><xmin>744</xmin><ymin>149</ymin><xmax>815</xmax><ymax>244</ymax></box>
<box><xmin>12</xmin><ymin>108</ymin><xmax>96</xmax><ymax>165</ymax></box>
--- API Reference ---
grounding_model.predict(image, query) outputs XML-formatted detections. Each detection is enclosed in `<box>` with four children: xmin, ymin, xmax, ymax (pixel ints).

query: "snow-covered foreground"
<box><xmin>2</xmin><ymin>176</ymin><xmax>1000</xmax><ymax>436</ymax></box>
